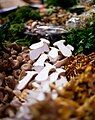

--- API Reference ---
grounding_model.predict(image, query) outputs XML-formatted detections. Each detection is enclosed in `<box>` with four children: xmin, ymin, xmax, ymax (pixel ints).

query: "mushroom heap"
<box><xmin>15</xmin><ymin>38</ymin><xmax>74</xmax><ymax>106</ymax></box>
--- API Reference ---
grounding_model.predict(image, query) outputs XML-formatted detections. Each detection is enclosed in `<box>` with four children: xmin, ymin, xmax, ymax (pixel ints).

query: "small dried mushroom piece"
<box><xmin>16</xmin><ymin>71</ymin><xmax>37</xmax><ymax>90</ymax></box>
<box><xmin>53</xmin><ymin>40</ymin><xmax>72</xmax><ymax>57</ymax></box>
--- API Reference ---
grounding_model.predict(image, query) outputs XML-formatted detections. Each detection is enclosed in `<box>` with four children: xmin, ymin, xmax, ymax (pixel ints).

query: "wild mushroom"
<box><xmin>21</xmin><ymin>63</ymin><xmax>32</xmax><ymax>71</ymax></box>
<box><xmin>9</xmin><ymin>57</ymin><xmax>20</xmax><ymax>69</ymax></box>
<box><xmin>48</xmin><ymin>47</ymin><xmax>59</xmax><ymax>63</ymax></box>
<box><xmin>53</xmin><ymin>40</ymin><xmax>72</xmax><ymax>57</ymax></box>
<box><xmin>16</xmin><ymin>71</ymin><xmax>37</xmax><ymax>90</ymax></box>
<box><xmin>54</xmin><ymin>58</ymin><xmax>68</xmax><ymax>68</ymax></box>
<box><xmin>33</xmin><ymin>53</ymin><xmax>48</xmax><ymax>72</ymax></box>
<box><xmin>29</xmin><ymin>39</ymin><xmax>50</xmax><ymax>61</ymax></box>
<box><xmin>35</xmin><ymin>63</ymin><xmax>55</xmax><ymax>82</ymax></box>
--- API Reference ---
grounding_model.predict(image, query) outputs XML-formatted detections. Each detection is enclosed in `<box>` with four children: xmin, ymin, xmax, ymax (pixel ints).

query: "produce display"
<box><xmin>0</xmin><ymin>0</ymin><xmax>95</xmax><ymax>119</ymax></box>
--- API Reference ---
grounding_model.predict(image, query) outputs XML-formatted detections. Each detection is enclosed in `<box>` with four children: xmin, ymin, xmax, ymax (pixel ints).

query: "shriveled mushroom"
<box><xmin>35</xmin><ymin>63</ymin><xmax>55</xmax><ymax>82</ymax></box>
<box><xmin>54</xmin><ymin>58</ymin><xmax>68</xmax><ymax>68</ymax></box>
<box><xmin>9</xmin><ymin>57</ymin><xmax>20</xmax><ymax>69</ymax></box>
<box><xmin>21</xmin><ymin>63</ymin><xmax>32</xmax><ymax>71</ymax></box>
<box><xmin>53</xmin><ymin>40</ymin><xmax>72</xmax><ymax>57</ymax></box>
<box><xmin>16</xmin><ymin>71</ymin><xmax>37</xmax><ymax>90</ymax></box>
<box><xmin>48</xmin><ymin>47</ymin><xmax>59</xmax><ymax>63</ymax></box>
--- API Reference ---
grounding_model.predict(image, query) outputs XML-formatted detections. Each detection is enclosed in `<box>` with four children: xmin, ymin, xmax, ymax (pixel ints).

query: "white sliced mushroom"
<box><xmin>48</xmin><ymin>47</ymin><xmax>59</xmax><ymax>63</ymax></box>
<box><xmin>66</xmin><ymin>44</ymin><xmax>74</xmax><ymax>51</ymax></box>
<box><xmin>16</xmin><ymin>71</ymin><xmax>37</xmax><ymax>90</ymax></box>
<box><xmin>30</xmin><ymin>38</ymin><xmax>50</xmax><ymax>50</ymax></box>
<box><xmin>35</xmin><ymin>63</ymin><xmax>55</xmax><ymax>82</ymax></box>
<box><xmin>32</xmin><ymin>82</ymin><xmax>40</xmax><ymax>88</ymax></box>
<box><xmin>41</xmin><ymin>81</ymin><xmax>51</xmax><ymax>93</ymax></box>
<box><xmin>29</xmin><ymin>41</ymin><xmax>43</xmax><ymax>50</ymax></box>
<box><xmin>55</xmin><ymin>76</ymin><xmax>68</xmax><ymax>90</ymax></box>
<box><xmin>56</xmin><ymin>68</ymin><xmax>66</xmax><ymax>76</ymax></box>
<box><xmin>49</xmin><ymin>68</ymin><xmax>65</xmax><ymax>83</ymax></box>
<box><xmin>40</xmin><ymin>38</ymin><xmax>50</xmax><ymax>45</ymax></box>
<box><xmin>37</xmin><ymin>92</ymin><xmax>45</xmax><ymax>101</ymax></box>
<box><xmin>51</xmin><ymin>90</ymin><xmax>58</xmax><ymax>100</ymax></box>
<box><xmin>49</xmin><ymin>72</ymin><xmax>59</xmax><ymax>83</ymax></box>
<box><xmin>53</xmin><ymin>40</ymin><xmax>72</xmax><ymax>57</ymax></box>
<box><xmin>33</xmin><ymin>53</ymin><xmax>48</xmax><ymax>67</ymax></box>
<box><xmin>32</xmin><ymin>66</ymin><xmax>44</xmax><ymax>73</ymax></box>
<box><xmin>29</xmin><ymin>42</ymin><xmax>49</xmax><ymax>61</ymax></box>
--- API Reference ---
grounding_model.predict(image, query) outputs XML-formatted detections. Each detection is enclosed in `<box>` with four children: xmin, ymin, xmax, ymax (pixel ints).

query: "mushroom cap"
<box><xmin>66</xmin><ymin>44</ymin><xmax>74</xmax><ymax>51</ymax></box>
<box><xmin>29</xmin><ymin>41</ymin><xmax>43</xmax><ymax>50</ymax></box>
<box><xmin>40</xmin><ymin>38</ymin><xmax>50</xmax><ymax>45</ymax></box>
<box><xmin>53</xmin><ymin>40</ymin><xmax>65</xmax><ymax>46</ymax></box>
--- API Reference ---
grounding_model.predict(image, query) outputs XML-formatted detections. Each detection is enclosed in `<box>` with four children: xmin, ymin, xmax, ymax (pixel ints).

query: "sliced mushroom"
<box><xmin>29</xmin><ymin>41</ymin><xmax>43</xmax><ymax>50</ymax></box>
<box><xmin>41</xmin><ymin>81</ymin><xmax>51</xmax><ymax>93</ymax></box>
<box><xmin>33</xmin><ymin>53</ymin><xmax>48</xmax><ymax>67</ymax></box>
<box><xmin>37</xmin><ymin>92</ymin><xmax>45</xmax><ymax>101</ymax></box>
<box><xmin>51</xmin><ymin>90</ymin><xmax>58</xmax><ymax>100</ymax></box>
<box><xmin>40</xmin><ymin>38</ymin><xmax>50</xmax><ymax>45</ymax></box>
<box><xmin>49</xmin><ymin>68</ymin><xmax>66</xmax><ymax>83</ymax></box>
<box><xmin>48</xmin><ymin>47</ymin><xmax>59</xmax><ymax>63</ymax></box>
<box><xmin>55</xmin><ymin>76</ymin><xmax>68</xmax><ymax>90</ymax></box>
<box><xmin>66</xmin><ymin>44</ymin><xmax>74</xmax><ymax>51</ymax></box>
<box><xmin>53</xmin><ymin>40</ymin><xmax>72</xmax><ymax>57</ymax></box>
<box><xmin>16</xmin><ymin>71</ymin><xmax>37</xmax><ymax>90</ymax></box>
<box><xmin>29</xmin><ymin>42</ymin><xmax>49</xmax><ymax>61</ymax></box>
<box><xmin>56</xmin><ymin>68</ymin><xmax>66</xmax><ymax>76</ymax></box>
<box><xmin>33</xmin><ymin>53</ymin><xmax>48</xmax><ymax>72</ymax></box>
<box><xmin>32</xmin><ymin>66</ymin><xmax>44</xmax><ymax>73</ymax></box>
<box><xmin>35</xmin><ymin>63</ymin><xmax>55</xmax><ymax>82</ymax></box>
<box><xmin>32</xmin><ymin>82</ymin><xmax>40</xmax><ymax>89</ymax></box>
<box><xmin>29</xmin><ymin>38</ymin><xmax>50</xmax><ymax>50</ymax></box>
<box><xmin>49</xmin><ymin>72</ymin><xmax>59</xmax><ymax>83</ymax></box>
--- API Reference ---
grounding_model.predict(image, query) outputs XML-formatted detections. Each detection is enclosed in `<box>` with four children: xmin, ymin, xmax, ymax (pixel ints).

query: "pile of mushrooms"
<box><xmin>15</xmin><ymin>38</ymin><xmax>74</xmax><ymax>106</ymax></box>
